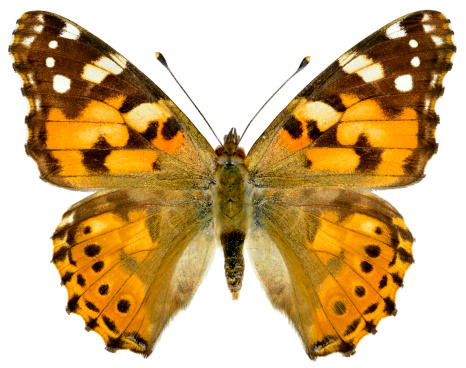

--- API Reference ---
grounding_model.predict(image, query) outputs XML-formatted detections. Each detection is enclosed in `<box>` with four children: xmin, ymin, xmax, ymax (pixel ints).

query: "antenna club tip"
<box><xmin>155</xmin><ymin>52</ymin><xmax>168</xmax><ymax>68</ymax></box>
<box><xmin>297</xmin><ymin>56</ymin><xmax>310</xmax><ymax>71</ymax></box>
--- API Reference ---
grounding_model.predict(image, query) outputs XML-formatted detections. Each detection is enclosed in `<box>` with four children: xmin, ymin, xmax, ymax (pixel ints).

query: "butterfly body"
<box><xmin>10</xmin><ymin>10</ymin><xmax>454</xmax><ymax>359</ymax></box>
<box><xmin>213</xmin><ymin>128</ymin><xmax>253</xmax><ymax>298</ymax></box>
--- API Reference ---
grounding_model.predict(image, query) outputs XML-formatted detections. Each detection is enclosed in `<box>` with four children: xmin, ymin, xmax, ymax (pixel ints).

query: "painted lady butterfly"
<box><xmin>10</xmin><ymin>10</ymin><xmax>455</xmax><ymax>359</ymax></box>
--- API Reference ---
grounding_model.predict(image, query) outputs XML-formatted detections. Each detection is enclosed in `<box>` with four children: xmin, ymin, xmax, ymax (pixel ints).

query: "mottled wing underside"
<box><xmin>10</xmin><ymin>11</ymin><xmax>216</xmax><ymax>190</ymax></box>
<box><xmin>246</xmin><ymin>10</ymin><xmax>455</xmax><ymax>189</ymax></box>
<box><xmin>248</xmin><ymin>187</ymin><xmax>413</xmax><ymax>359</ymax></box>
<box><xmin>52</xmin><ymin>188</ymin><xmax>215</xmax><ymax>355</ymax></box>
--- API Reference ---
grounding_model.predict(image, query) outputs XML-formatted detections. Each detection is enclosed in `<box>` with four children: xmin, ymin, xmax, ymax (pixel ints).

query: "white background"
<box><xmin>1</xmin><ymin>0</ymin><xmax>464</xmax><ymax>367</ymax></box>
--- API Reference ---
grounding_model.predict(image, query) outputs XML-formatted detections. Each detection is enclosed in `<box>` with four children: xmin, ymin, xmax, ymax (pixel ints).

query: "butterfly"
<box><xmin>9</xmin><ymin>10</ymin><xmax>455</xmax><ymax>359</ymax></box>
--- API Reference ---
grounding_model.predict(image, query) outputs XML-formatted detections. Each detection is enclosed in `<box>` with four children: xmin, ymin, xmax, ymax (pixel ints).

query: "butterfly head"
<box><xmin>215</xmin><ymin>128</ymin><xmax>246</xmax><ymax>163</ymax></box>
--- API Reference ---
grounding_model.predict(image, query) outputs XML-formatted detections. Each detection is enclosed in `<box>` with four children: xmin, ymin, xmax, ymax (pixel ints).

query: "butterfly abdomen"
<box><xmin>213</xmin><ymin>131</ymin><xmax>253</xmax><ymax>299</ymax></box>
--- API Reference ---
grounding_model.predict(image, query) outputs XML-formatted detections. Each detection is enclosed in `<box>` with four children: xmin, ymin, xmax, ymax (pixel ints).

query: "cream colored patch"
<box><xmin>53</xmin><ymin>75</ymin><xmax>71</xmax><ymax>93</ymax></box>
<box><xmin>27</xmin><ymin>73</ymin><xmax>35</xmax><ymax>85</ymax></box>
<box><xmin>338</xmin><ymin>51</ymin><xmax>356</xmax><ymax>67</ymax></box>
<box><xmin>58</xmin><ymin>212</ymin><xmax>75</xmax><ymax>228</ymax></box>
<box><xmin>422</xmin><ymin>13</ymin><xmax>431</xmax><ymax>22</ymax></box>
<box><xmin>358</xmin><ymin>63</ymin><xmax>385</xmax><ymax>83</ymax></box>
<box><xmin>410</xmin><ymin>56</ymin><xmax>420</xmax><ymax>67</ymax></box>
<box><xmin>294</xmin><ymin>101</ymin><xmax>342</xmax><ymax>131</ymax></box>
<box><xmin>110</xmin><ymin>53</ymin><xmax>128</xmax><ymax>69</ymax></box>
<box><xmin>21</xmin><ymin>36</ymin><xmax>35</xmax><ymax>47</ymax></box>
<box><xmin>46</xmin><ymin>57</ymin><xmax>55</xmax><ymax>68</ymax></box>
<box><xmin>34</xmin><ymin>96</ymin><xmax>41</xmax><ymax>112</ymax></box>
<box><xmin>36</xmin><ymin>14</ymin><xmax>45</xmax><ymax>22</ymax></box>
<box><xmin>82</xmin><ymin>64</ymin><xmax>109</xmax><ymax>84</ymax></box>
<box><xmin>386</xmin><ymin>22</ymin><xmax>406</xmax><ymax>39</ymax></box>
<box><xmin>82</xmin><ymin>56</ymin><xmax>125</xmax><ymax>83</ymax></box>
<box><xmin>431</xmin><ymin>35</ymin><xmax>443</xmax><ymax>46</ymax></box>
<box><xmin>394</xmin><ymin>75</ymin><xmax>413</xmax><ymax>92</ymax></box>
<box><xmin>409</xmin><ymin>39</ymin><xmax>418</xmax><ymax>48</ymax></box>
<box><xmin>60</xmin><ymin>22</ymin><xmax>80</xmax><ymax>40</ymax></box>
<box><xmin>424</xmin><ymin>98</ymin><xmax>431</xmax><ymax>112</ymax></box>
<box><xmin>33</xmin><ymin>25</ymin><xmax>44</xmax><ymax>33</ymax></box>
<box><xmin>49</xmin><ymin>40</ymin><xmax>58</xmax><ymax>49</ymax></box>
<box><xmin>423</xmin><ymin>24</ymin><xmax>434</xmax><ymax>33</ymax></box>
<box><xmin>342</xmin><ymin>55</ymin><xmax>384</xmax><ymax>82</ymax></box>
<box><xmin>430</xmin><ymin>73</ymin><xmax>439</xmax><ymax>88</ymax></box>
<box><xmin>95</xmin><ymin>56</ymin><xmax>124</xmax><ymax>74</ymax></box>
<box><xmin>124</xmin><ymin>103</ymin><xmax>171</xmax><ymax>132</ymax></box>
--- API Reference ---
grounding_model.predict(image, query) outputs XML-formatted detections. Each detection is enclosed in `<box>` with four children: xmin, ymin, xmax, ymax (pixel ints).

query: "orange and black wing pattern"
<box><xmin>246</xmin><ymin>11</ymin><xmax>455</xmax><ymax>189</ymax></box>
<box><xmin>10</xmin><ymin>11</ymin><xmax>217</xmax><ymax>190</ymax></box>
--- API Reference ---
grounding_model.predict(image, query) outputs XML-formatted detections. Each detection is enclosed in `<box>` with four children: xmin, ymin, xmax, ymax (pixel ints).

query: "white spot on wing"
<box><xmin>409</xmin><ymin>39</ymin><xmax>418</xmax><ymax>48</ymax></box>
<box><xmin>342</xmin><ymin>55</ymin><xmax>384</xmax><ymax>82</ymax></box>
<box><xmin>95</xmin><ymin>56</ymin><xmax>124</xmax><ymax>75</ymax></box>
<box><xmin>49</xmin><ymin>40</ymin><xmax>58</xmax><ymax>49</ymax></box>
<box><xmin>423</xmin><ymin>24</ymin><xmax>435</xmax><ymax>33</ymax></box>
<box><xmin>60</xmin><ymin>22</ymin><xmax>80</xmax><ymax>40</ymax></box>
<box><xmin>422</xmin><ymin>13</ymin><xmax>431</xmax><ymax>21</ymax></box>
<box><xmin>430</xmin><ymin>73</ymin><xmax>439</xmax><ymax>88</ymax></box>
<box><xmin>110</xmin><ymin>53</ymin><xmax>128</xmax><ymax>69</ymax></box>
<box><xmin>21</xmin><ymin>36</ymin><xmax>35</xmax><ymax>47</ymax></box>
<box><xmin>411</xmin><ymin>57</ymin><xmax>420</xmax><ymax>67</ymax></box>
<box><xmin>424</xmin><ymin>98</ymin><xmax>431</xmax><ymax>112</ymax></box>
<box><xmin>431</xmin><ymin>35</ymin><xmax>443</xmax><ymax>46</ymax></box>
<box><xmin>34</xmin><ymin>96</ymin><xmax>41</xmax><ymax>112</ymax></box>
<box><xmin>46</xmin><ymin>57</ymin><xmax>55</xmax><ymax>68</ymax></box>
<box><xmin>59</xmin><ymin>212</ymin><xmax>75</xmax><ymax>228</ymax></box>
<box><xmin>338</xmin><ymin>52</ymin><xmax>356</xmax><ymax>67</ymax></box>
<box><xmin>27</xmin><ymin>73</ymin><xmax>35</xmax><ymax>86</ymax></box>
<box><xmin>358</xmin><ymin>63</ymin><xmax>385</xmax><ymax>82</ymax></box>
<box><xmin>53</xmin><ymin>75</ymin><xmax>71</xmax><ymax>93</ymax></box>
<box><xmin>394</xmin><ymin>75</ymin><xmax>413</xmax><ymax>92</ymax></box>
<box><xmin>36</xmin><ymin>14</ymin><xmax>45</xmax><ymax>23</ymax></box>
<box><xmin>386</xmin><ymin>22</ymin><xmax>406</xmax><ymax>39</ymax></box>
<box><xmin>33</xmin><ymin>25</ymin><xmax>44</xmax><ymax>33</ymax></box>
<box><xmin>81</xmin><ymin>56</ymin><xmax>126</xmax><ymax>84</ymax></box>
<box><xmin>82</xmin><ymin>64</ymin><xmax>109</xmax><ymax>84</ymax></box>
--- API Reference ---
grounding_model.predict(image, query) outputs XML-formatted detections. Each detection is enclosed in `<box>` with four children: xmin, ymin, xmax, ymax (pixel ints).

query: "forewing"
<box><xmin>246</xmin><ymin>10</ymin><xmax>455</xmax><ymax>189</ymax></box>
<box><xmin>248</xmin><ymin>187</ymin><xmax>413</xmax><ymax>359</ymax></box>
<box><xmin>10</xmin><ymin>11</ymin><xmax>216</xmax><ymax>190</ymax></box>
<box><xmin>52</xmin><ymin>189</ymin><xmax>215</xmax><ymax>356</ymax></box>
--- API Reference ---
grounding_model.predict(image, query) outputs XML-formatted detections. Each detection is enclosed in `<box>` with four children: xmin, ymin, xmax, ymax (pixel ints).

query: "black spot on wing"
<box><xmin>66</xmin><ymin>294</ymin><xmax>80</xmax><ymax>313</ymax></box>
<box><xmin>77</xmin><ymin>274</ymin><xmax>86</xmax><ymax>286</ymax></box>
<box><xmin>102</xmin><ymin>315</ymin><xmax>118</xmax><ymax>333</ymax></box>
<box><xmin>84</xmin><ymin>243</ymin><xmax>101</xmax><ymax>257</ymax></box>
<box><xmin>306</xmin><ymin>120</ymin><xmax>321</xmax><ymax>141</ymax></box>
<box><xmin>161</xmin><ymin>117</ymin><xmax>181</xmax><ymax>140</ymax></box>
<box><xmin>61</xmin><ymin>271</ymin><xmax>73</xmax><ymax>285</ymax></box>
<box><xmin>92</xmin><ymin>261</ymin><xmax>104</xmax><ymax>273</ymax></box>
<box><xmin>85</xmin><ymin>300</ymin><xmax>99</xmax><ymax>312</ymax></box>
<box><xmin>344</xmin><ymin>318</ymin><xmax>361</xmax><ymax>336</ymax></box>
<box><xmin>363</xmin><ymin>302</ymin><xmax>379</xmax><ymax>315</ymax></box>
<box><xmin>82</xmin><ymin>136</ymin><xmax>111</xmax><ymax>174</ymax></box>
<box><xmin>283</xmin><ymin>116</ymin><xmax>304</xmax><ymax>139</ymax></box>
<box><xmin>354</xmin><ymin>134</ymin><xmax>382</xmax><ymax>173</ymax></box>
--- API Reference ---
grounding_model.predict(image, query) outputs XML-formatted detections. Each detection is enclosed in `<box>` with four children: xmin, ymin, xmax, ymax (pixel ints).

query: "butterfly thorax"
<box><xmin>213</xmin><ymin>128</ymin><xmax>253</xmax><ymax>299</ymax></box>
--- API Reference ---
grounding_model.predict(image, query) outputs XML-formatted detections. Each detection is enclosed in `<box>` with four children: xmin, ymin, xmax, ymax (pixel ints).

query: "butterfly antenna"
<box><xmin>239</xmin><ymin>56</ymin><xmax>310</xmax><ymax>144</ymax></box>
<box><xmin>155</xmin><ymin>52</ymin><xmax>223</xmax><ymax>147</ymax></box>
